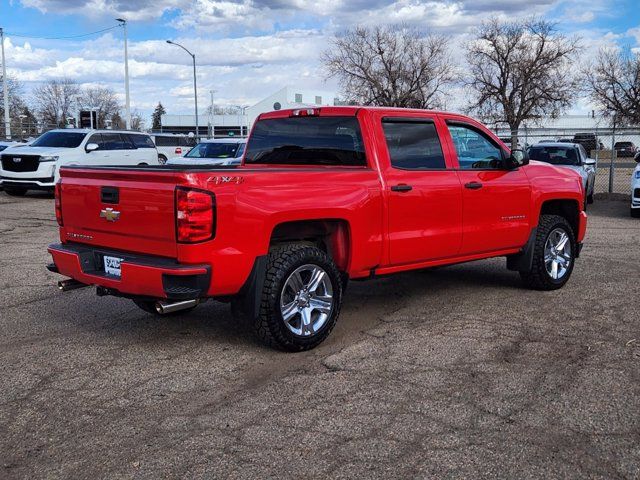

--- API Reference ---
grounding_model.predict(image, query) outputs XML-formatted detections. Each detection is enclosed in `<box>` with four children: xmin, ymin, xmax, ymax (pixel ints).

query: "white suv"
<box><xmin>631</xmin><ymin>153</ymin><xmax>640</xmax><ymax>218</ymax></box>
<box><xmin>0</xmin><ymin>129</ymin><xmax>158</xmax><ymax>196</ymax></box>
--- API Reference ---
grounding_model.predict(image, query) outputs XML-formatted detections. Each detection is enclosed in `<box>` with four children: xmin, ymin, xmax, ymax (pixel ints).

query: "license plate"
<box><xmin>103</xmin><ymin>255</ymin><xmax>124</xmax><ymax>277</ymax></box>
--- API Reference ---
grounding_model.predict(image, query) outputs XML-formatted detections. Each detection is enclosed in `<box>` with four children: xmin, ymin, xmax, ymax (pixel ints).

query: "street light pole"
<box><xmin>166</xmin><ymin>40</ymin><xmax>199</xmax><ymax>140</ymax></box>
<box><xmin>1</xmin><ymin>28</ymin><xmax>10</xmax><ymax>139</ymax></box>
<box><xmin>116</xmin><ymin>18</ymin><xmax>131</xmax><ymax>130</ymax></box>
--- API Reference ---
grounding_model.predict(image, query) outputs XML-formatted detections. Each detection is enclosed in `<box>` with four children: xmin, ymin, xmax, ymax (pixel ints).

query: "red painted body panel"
<box><xmin>49</xmin><ymin>107</ymin><xmax>587</xmax><ymax>299</ymax></box>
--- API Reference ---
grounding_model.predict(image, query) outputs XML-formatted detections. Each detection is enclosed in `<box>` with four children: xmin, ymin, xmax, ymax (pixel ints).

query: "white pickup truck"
<box><xmin>0</xmin><ymin>129</ymin><xmax>159</xmax><ymax>196</ymax></box>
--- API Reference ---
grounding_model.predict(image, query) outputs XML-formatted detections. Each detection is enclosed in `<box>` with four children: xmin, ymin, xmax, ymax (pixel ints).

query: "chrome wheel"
<box><xmin>280</xmin><ymin>264</ymin><xmax>334</xmax><ymax>337</ymax></box>
<box><xmin>544</xmin><ymin>228</ymin><xmax>572</xmax><ymax>280</ymax></box>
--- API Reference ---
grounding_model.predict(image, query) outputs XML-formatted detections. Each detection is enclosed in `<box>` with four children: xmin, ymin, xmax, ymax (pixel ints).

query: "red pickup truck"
<box><xmin>48</xmin><ymin>107</ymin><xmax>587</xmax><ymax>351</ymax></box>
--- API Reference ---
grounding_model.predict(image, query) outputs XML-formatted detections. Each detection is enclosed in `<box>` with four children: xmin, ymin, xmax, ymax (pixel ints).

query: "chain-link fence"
<box><xmin>0</xmin><ymin>120</ymin><xmax>58</xmax><ymax>143</ymax></box>
<box><xmin>496</xmin><ymin>121</ymin><xmax>639</xmax><ymax>196</ymax></box>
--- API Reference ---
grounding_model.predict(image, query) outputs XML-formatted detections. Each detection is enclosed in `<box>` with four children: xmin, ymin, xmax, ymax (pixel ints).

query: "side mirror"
<box><xmin>635</xmin><ymin>152</ymin><xmax>640</xmax><ymax>163</ymax></box>
<box><xmin>584</xmin><ymin>158</ymin><xmax>596</xmax><ymax>166</ymax></box>
<box><xmin>85</xmin><ymin>143</ymin><xmax>99</xmax><ymax>152</ymax></box>
<box><xmin>508</xmin><ymin>149</ymin><xmax>529</xmax><ymax>169</ymax></box>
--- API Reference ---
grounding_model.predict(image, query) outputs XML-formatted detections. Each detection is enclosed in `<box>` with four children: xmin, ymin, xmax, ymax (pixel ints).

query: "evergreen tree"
<box><xmin>151</xmin><ymin>102</ymin><xmax>166</xmax><ymax>131</ymax></box>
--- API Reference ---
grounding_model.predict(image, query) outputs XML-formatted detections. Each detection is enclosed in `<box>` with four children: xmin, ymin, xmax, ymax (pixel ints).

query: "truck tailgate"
<box><xmin>59</xmin><ymin>168</ymin><xmax>181</xmax><ymax>258</ymax></box>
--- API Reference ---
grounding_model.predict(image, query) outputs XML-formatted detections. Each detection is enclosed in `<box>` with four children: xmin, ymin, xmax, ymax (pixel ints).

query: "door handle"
<box><xmin>464</xmin><ymin>181</ymin><xmax>483</xmax><ymax>190</ymax></box>
<box><xmin>391</xmin><ymin>184</ymin><xmax>413</xmax><ymax>192</ymax></box>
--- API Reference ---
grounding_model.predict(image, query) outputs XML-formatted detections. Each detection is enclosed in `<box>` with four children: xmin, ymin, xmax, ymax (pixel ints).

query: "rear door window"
<box><xmin>101</xmin><ymin>133</ymin><xmax>133</xmax><ymax>150</ymax></box>
<box><xmin>382</xmin><ymin>120</ymin><xmax>445</xmax><ymax>170</ymax></box>
<box><xmin>244</xmin><ymin>116</ymin><xmax>366</xmax><ymax>166</ymax></box>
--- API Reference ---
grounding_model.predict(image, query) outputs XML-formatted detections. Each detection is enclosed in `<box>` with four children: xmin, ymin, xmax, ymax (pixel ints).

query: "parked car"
<box><xmin>48</xmin><ymin>107</ymin><xmax>587</xmax><ymax>351</ymax></box>
<box><xmin>557</xmin><ymin>138</ymin><xmax>573</xmax><ymax>143</ymax></box>
<box><xmin>0</xmin><ymin>141</ymin><xmax>20</xmax><ymax>152</ymax></box>
<box><xmin>0</xmin><ymin>129</ymin><xmax>158</xmax><ymax>196</ymax></box>
<box><xmin>538</xmin><ymin>139</ymin><xmax>557</xmax><ymax>143</ymax></box>
<box><xmin>572</xmin><ymin>133</ymin><xmax>602</xmax><ymax>155</ymax></box>
<box><xmin>631</xmin><ymin>152</ymin><xmax>640</xmax><ymax>218</ymax></box>
<box><xmin>527</xmin><ymin>142</ymin><xmax>596</xmax><ymax>206</ymax></box>
<box><xmin>150</xmin><ymin>133</ymin><xmax>196</xmax><ymax>164</ymax></box>
<box><xmin>166</xmin><ymin>138</ymin><xmax>247</xmax><ymax>166</ymax></box>
<box><xmin>614</xmin><ymin>141</ymin><xmax>637</xmax><ymax>158</ymax></box>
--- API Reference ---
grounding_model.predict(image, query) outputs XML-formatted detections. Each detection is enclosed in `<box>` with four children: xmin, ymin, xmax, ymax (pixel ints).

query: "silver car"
<box><xmin>527</xmin><ymin>142</ymin><xmax>596</xmax><ymax>205</ymax></box>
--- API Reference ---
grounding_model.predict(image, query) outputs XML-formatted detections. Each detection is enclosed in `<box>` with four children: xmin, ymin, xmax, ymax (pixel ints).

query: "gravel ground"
<box><xmin>0</xmin><ymin>192</ymin><xmax>639</xmax><ymax>479</ymax></box>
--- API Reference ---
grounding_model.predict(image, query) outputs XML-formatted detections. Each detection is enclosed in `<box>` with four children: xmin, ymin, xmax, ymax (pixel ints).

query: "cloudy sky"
<box><xmin>1</xmin><ymin>0</ymin><xmax>639</xmax><ymax>121</ymax></box>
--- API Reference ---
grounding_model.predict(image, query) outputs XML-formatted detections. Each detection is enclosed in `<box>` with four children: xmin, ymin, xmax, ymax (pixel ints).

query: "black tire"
<box><xmin>158</xmin><ymin>155</ymin><xmax>167</xmax><ymax>165</ymax></box>
<box><xmin>631</xmin><ymin>208</ymin><xmax>640</xmax><ymax>218</ymax></box>
<box><xmin>4</xmin><ymin>186</ymin><xmax>27</xmax><ymax>196</ymax></box>
<box><xmin>520</xmin><ymin>214</ymin><xmax>576</xmax><ymax>291</ymax></box>
<box><xmin>253</xmin><ymin>244</ymin><xmax>343</xmax><ymax>351</ymax></box>
<box><xmin>587</xmin><ymin>191</ymin><xmax>594</xmax><ymax>204</ymax></box>
<box><xmin>132</xmin><ymin>299</ymin><xmax>197</xmax><ymax>316</ymax></box>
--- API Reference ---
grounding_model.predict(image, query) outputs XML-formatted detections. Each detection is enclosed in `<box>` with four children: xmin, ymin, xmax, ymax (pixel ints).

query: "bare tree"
<box><xmin>465</xmin><ymin>18</ymin><xmax>580</xmax><ymax>147</ymax></box>
<box><xmin>32</xmin><ymin>78</ymin><xmax>80</xmax><ymax>128</ymax></box>
<box><xmin>77</xmin><ymin>86</ymin><xmax>121</xmax><ymax>129</ymax></box>
<box><xmin>322</xmin><ymin>25</ymin><xmax>457</xmax><ymax>109</ymax></box>
<box><xmin>0</xmin><ymin>76</ymin><xmax>28</xmax><ymax>130</ymax></box>
<box><xmin>130</xmin><ymin>109</ymin><xmax>145</xmax><ymax>131</ymax></box>
<box><xmin>585</xmin><ymin>49</ymin><xmax>640</xmax><ymax>125</ymax></box>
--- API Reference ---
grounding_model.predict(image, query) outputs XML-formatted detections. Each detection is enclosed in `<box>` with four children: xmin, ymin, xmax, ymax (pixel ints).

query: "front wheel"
<box><xmin>253</xmin><ymin>244</ymin><xmax>343</xmax><ymax>351</ymax></box>
<box><xmin>520</xmin><ymin>215</ymin><xmax>576</xmax><ymax>290</ymax></box>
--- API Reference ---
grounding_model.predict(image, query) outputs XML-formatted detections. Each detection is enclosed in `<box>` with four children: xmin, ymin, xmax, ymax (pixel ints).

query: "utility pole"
<box><xmin>116</xmin><ymin>18</ymin><xmax>131</xmax><ymax>130</ymax></box>
<box><xmin>166</xmin><ymin>40</ymin><xmax>199</xmax><ymax>140</ymax></box>
<box><xmin>1</xmin><ymin>28</ymin><xmax>10</xmax><ymax>139</ymax></box>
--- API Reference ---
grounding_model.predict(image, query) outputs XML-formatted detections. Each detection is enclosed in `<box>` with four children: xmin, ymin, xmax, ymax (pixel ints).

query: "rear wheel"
<box><xmin>520</xmin><ymin>214</ymin><xmax>575</xmax><ymax>290</ymax></box>
<box><xmin>158</xmin><ymin>155</ymin><xmax>167</xmax><ymax>165</ymax></box>
<box><xmin>132</xmin><ymin>299</ymin><xmax>197</xmax><ymax>316</ymax></box>
<box><xmin>3</xmin><ymin>186</ymin><xmax>27</xmax><ymax>196</ymax></box>
<box><xmin>253</xmin><ymin>244</ymin><xmax>343</xmax><ymax>351</ymax></box>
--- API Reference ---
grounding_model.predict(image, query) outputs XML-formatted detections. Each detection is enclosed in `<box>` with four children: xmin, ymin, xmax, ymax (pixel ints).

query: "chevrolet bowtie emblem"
<box><xmin>100</xmin><ymin>207</ymin><xmax>120</xmax><ymax>222</ymax></box>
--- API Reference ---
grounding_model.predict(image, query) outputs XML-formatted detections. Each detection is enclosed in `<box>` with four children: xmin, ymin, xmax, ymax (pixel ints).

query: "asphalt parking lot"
<box><xmin>1</xmin><ymin>192</ymin><xmax>639</xmax><ymax>479</ymax></box>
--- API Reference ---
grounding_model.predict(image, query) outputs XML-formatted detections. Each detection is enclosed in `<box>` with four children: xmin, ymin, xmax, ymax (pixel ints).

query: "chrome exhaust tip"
<box><xmin>155</xmin><ymin>299</ymin><xmax>198</xmax><ymax>314</ymax></box>
<box><xmin>58</xmin><ymin>279</ymin><xmax>89</xmax><ymax>292</ymax></box>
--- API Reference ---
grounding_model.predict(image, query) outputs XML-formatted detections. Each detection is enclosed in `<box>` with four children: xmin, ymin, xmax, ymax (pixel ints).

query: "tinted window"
<box><xmin>128</xmin><ymin>134</ymin><xmax>155</xmax><ymax>148</ymax></box>
<box><xmin>31</xmin><ymin>131</ymin><xmax>87</xmax><ymax>148</ymax></box>
<box><xmin>447</xmin><ymin>124</ymin><xmax>504</xmax><ymax>170</ymax></box>
<box><xmin>86</xmin><ymin>133</ymin><xmax>104</xmax><ymax>150</ymax></box>
<box><xmin>0</xmin><ymin>145</ymin><xmax>7</xmax><ymax>152</ymax></box>
<box><xmin>383</xmin><ymin>121</ymin><xmax>445</xmax><ymax>170</ymax></box>
<box><xmin>527</xmin><ymin>146</ymin><xmax>580</xmax><ymax>166</ymax></box>
<box><xmin>244</xmin><ymin>116</ymin><xmax>366</xmax><ymax>166</ymax></box>
<box><xmin>101</xmin><ymin>133</ymin><xmax>132</xmax><ymax>150</ymax></box>
<box><xmin>155</xmin><ymin>136</ymin><xmax>179</xmax><ymax>147</ymax></box>
<box><xmin>185</xmin><ymin>142</ymin><xmax>242</xmax><ymax>159</ymax></box>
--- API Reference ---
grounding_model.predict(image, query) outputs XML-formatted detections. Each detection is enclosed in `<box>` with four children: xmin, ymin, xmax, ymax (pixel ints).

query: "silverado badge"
<box><xmin>100</xmin><ymin>207</ymin><xmax>120</xmax><ymax>222</ymax></box>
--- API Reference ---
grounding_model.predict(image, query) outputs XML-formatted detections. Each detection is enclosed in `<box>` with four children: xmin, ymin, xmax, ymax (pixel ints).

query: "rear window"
<box><xmin>31</xmin><ymin>131</ymin><xmax>87</xmax><ymax>148</ymax></box>
<box><xmin>128</xmin><ymin>134</ymin><xmax>156</xmax><ymax>148</ymax></box>
<box><xmin>244</xmin><ymin>116</ymin><xmax>366</xmax><ymax>166</ymax></box>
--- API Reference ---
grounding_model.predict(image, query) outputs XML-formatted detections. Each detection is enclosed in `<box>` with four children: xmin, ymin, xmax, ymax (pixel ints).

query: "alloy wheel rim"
<box><xmin>544</xmin><ymin>228</ymin><xmax>572</xmax><ymax>280</ymax></box>
<box><xmin>280</xmin><ymin>264</ymin><xmax>334</xmax><ymax>337</ymax></box>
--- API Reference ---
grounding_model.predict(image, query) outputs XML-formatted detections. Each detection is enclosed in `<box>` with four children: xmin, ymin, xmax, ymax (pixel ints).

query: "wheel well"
<box><xmin>269</xmin><ymin>220</ymin><xmax>351</xmax><ymax>272</ymax></box>
<box><xmin>539</xmin><ymin>200</ymin><xmax>580</xmax><ymax>235</ymax></box>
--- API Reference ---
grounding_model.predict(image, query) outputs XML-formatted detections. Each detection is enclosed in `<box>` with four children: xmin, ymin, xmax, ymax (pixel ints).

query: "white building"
<box><xmin>160</xmin><ymin>86</ymin><xmax>339</xmax><ymax>138</ymax></box>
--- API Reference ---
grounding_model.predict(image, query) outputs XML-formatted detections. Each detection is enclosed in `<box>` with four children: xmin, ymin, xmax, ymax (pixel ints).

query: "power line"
<box><xmin>5</xmin><ymin>24</ymin><xmax>120</xmax><ymax>40</ymax></box>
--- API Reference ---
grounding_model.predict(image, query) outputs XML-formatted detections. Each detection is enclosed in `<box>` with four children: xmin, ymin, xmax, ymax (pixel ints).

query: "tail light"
<box><xmin>54</xmin><ymin>181</ymin><xmax>63</xmax><ymax>226</ymax></box>
<box><xmin>175</xmin><ymin>187</ymin><xmax>215</xmax><ymax>243</ymax></box>
<box><xmin>175</xmin><ymin>147</ymin><xmax>182</xmax><ymax>155</ymax></box>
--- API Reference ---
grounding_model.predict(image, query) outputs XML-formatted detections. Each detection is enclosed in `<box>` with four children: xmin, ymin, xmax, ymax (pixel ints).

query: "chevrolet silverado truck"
<box><xmin>48</xmin><ymin>107</ymin><xmax>587</xmax><ymax>351</ymax></box>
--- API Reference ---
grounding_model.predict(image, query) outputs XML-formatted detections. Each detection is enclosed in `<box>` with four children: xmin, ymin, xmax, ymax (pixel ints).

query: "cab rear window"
<box><xmin>244</xmin><ymin>116</ymin><xmax>366</xmax><ymax>166</ymax></box>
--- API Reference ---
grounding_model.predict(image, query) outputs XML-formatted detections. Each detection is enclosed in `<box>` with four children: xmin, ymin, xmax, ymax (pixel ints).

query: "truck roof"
<box><xmin>258</xmin><ymin>105</ymin><xmax>466</xmax><ymax>121</ymax></box>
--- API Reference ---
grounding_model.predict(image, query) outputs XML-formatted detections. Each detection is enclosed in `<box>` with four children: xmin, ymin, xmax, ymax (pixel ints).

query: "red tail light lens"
<box><xmin>175</xmin><ymin>147</ymin><xmax>182</xmax><ymax>154</ymax></box>
<box><xmin>54</xmin><ymin>181</ymin><xmax>63</xmax><ymax>226</ymax></box>
<box><xmin>175</xmin><ymin>187</ymin><xmax>215</xmax><ymax>243</ymax></box>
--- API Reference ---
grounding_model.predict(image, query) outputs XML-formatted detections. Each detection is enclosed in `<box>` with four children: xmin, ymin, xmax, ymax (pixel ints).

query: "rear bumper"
<box><xmin>48</xmin><ymin>242</ymin><xmax>211</xmax><ymax>300</ymax></box>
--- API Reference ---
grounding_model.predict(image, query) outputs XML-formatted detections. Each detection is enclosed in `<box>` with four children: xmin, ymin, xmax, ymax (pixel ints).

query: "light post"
<box><xmin>166</xmin><ymin>40</ymin><xmax>199</xmax><ymax>140</ymax></box>
<box><xmin>1</xmin><ymin>28</ymin><xmax>10</xmax><ymax>139</ymax></box>
<box><xmin>116</xmin><ymin>18</ymin><xmax>131</xmax><ymax>130</ymax></box>
<box><xmin>18</xmin><ymin>114</ymin><xmax>26</xmax><ymax>141</ymax></box>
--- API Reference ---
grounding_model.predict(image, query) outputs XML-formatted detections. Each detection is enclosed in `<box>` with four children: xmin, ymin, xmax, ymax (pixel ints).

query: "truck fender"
<box><xmin>506</xmin><ymin>227</ymin><xmax>537</xmax><ymax>272</ymax></box>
